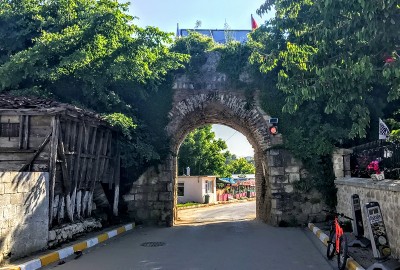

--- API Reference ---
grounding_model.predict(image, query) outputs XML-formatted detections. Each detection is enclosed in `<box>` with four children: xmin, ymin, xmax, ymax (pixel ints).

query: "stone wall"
<box><xmin>0</xmin><ymin>172</ymin><xmax>49</xmax><ymax>264</ymax></box>
<box><xmin>336</xmin><ymin>177</ymin><xmax>400</xmax><ymax>258</ymax></box>
<box><xmin>268</xmin><ymin>149</ymin><xmax>326</xmax><ymax>225</ymax></box>
<box><xmin>48</xmin><ymin>218</ymin><xmax>102</xmax><ymax>248</ymax></box>
<box><xmin>124</xmin><ymin>157</ymin><xmax>175</xmax><ymax>226</ymax></box>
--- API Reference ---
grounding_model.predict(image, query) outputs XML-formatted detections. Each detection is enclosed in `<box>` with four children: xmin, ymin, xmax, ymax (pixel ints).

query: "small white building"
<box><xmin>177</xmin><ymin>176</ymin><xmax>217</xmax><ymax>204</ymax></box>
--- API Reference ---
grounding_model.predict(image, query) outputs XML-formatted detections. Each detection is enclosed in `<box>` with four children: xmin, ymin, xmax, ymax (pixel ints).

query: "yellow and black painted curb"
<box><xmin>6</xmin><ymin>223</ymin><xmax>135</xmax><ymax>270</ymax></box>
<box><xmin>308</xmin><ymin>223</ymin><xmax>365</xmax><ymax>270</ymax></box>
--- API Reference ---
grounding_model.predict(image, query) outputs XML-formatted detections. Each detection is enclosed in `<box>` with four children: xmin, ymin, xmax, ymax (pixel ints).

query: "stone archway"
<box><xmin>124</xmin><ymin>52</ymin><xmax>306</xmax><ymax>226</ymax></box>
<box><xmin>167</xmin><ymin>90</ymin><xmax>274</xmax><ymax>224</ymax></box>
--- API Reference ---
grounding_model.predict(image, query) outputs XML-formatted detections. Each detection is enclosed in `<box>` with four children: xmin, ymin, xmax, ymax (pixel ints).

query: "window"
<box><xmin>205</xmin><ymin>181</ymin><xmax>213</xmax><ymax>193</ymax></box>
<box><xmin>178</xmin><ymin>182</ymin><xmax>184</xmax><ymax>196</ymax></box>
<box><xmin>0</xmin><ymin>122</ymin><xmax>19</xmax><ymax>138</ymax></box>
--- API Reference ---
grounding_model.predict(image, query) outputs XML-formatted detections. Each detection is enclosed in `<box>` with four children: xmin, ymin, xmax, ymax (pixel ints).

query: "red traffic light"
<box><xmin>269</xmin><ymin>126</ymin><xmax>278</xmax><ymax>135</ymax></box>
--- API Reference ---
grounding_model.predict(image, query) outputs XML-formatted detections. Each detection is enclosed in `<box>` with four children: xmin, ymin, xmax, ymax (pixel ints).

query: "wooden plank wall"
<box><xmin>0</xmin><ymin>112</ymin><xmax>120</xmax><ymax>227</ymax></box>
<box><xmin>51</xmin><ymin>117</ymin><xmax>119</xmax><ymax>226</ymax></box>
<box><xmin>0</xmin><ymin>115</ymin><xmax>51</xmax><ymax>171</ymax></box>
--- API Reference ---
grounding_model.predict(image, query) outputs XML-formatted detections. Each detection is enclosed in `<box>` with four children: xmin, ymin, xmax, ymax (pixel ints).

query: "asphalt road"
<box><xmin>176</xmin><ymin>201</ymin><xmax>256</xmax><ymax>224</ymax></box>
<box><xmin>48</xmin><ymin>202</ymin><xmax>336</xmax><ymax>270</ymax></box>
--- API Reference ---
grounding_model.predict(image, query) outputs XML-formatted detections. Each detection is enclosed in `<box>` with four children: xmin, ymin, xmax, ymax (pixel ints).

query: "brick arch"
<box><xmin>167</xmin><ymin>91</ymin><xmax>273</xmax><ymax>223</ymax></box>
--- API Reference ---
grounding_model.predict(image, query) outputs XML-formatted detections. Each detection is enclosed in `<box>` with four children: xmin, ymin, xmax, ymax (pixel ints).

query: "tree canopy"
<box><xmin>244</xmin><ymin>0</ymin><xmax>399</xmax><ymax>206</ymax></box>
<box><xmin>178</xmin><ymin>125</ymin><xmax>228</xmax><ymax>176</ymax></box>
<box><xmin>226</xmin><ymin>157</ymin><xmax>255</xmax><ymax>175</ymax></box>
<box><xmin>0</xmin><ymin>0</ymin><xmax>188</xmax><ymax>110</ymax></box>
<box><xmin>250</xmin><ymin>0</ymin><xmax>399</xmax><ymax>143</ymax></box>
<box><xmin>0</xmin><ymin>0</ymin><xmax>189</xmax><ymax>174</ymax></box>
<box><xmin>178</xmin><ymin>125</ymin><xmax>255</xmax><ymax>177</ymax></box>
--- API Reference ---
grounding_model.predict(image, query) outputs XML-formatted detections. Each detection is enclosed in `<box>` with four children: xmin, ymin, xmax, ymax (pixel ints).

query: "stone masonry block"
<box><xmin>270</xmin><ymin>167</ymin><xmax>284</xmax><ymax>176</ymax></box>
<box><xmin>158</xmin><ymin>192</ymin><xmax>172</xmax><ymax>201</ymax></box>
<box><xmin>268</xmin><ymin>149</ymin><xmax>280</xmax><ymax>156</ymax></box>
<box><xmin>134</xmin><ymin>194</ymin><xmax>144</xmax><ymax>201</ymax></box>
<box><xmin>3</xmin><ymin>183</ymin><xmax>17</xmax><ymax>194</ymax></box>
<box><xmin>123</xmin><ymin>194</ymin><xmax>135</xmax><ymax>201</ymax></box>
<box><xmin>10</xmin><ymin>193</ymin><xmax>24</xmax><ymax>205</ymax></box>
<box><xmin>0</xmin><ymin>184</ymin><xmax>4</xmax><ymax>194</ymax></box>
<box><xmin>17</xmin><ymin>181</ymin><xmax>30</xmax><ymax>193</ymax></box>
<box><xmin>284</xmin><ymin>185</ymin><xmax>294</xmax><ymax>193</ymax></box>
<box><xmin>288</xmin><ymin>173</ymin><xmax>300</xmax><ymax>183</ymax></box>
<box><xmin>0</xmin><ymin>194</ymin><xmax>11</xmax><ymax>205</ymax></box>
<box><xmin>148</xmin><ymin>193</ymin><xmax>158</xmax><ymax>201</ymax></box>
<box><xmin>285</xmin><ymin>166</ymin><xmax>300</xmax><ymax>173</ymax></box>
<box><xmin>0</xmin><ymin>172</ymin><xmax>12</xmax><ymax>183</ymax></box>
<box><xmin>271</xmin><ymin>176</ymin><xmax>286</xmax><ymax>183</ymax></box>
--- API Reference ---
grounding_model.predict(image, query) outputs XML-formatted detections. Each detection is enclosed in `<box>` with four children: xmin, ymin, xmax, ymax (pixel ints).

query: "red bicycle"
<box><xmin>324</xmin><ymin>210</ymin><xmax>353</xmax><ymax>270</ymax></box>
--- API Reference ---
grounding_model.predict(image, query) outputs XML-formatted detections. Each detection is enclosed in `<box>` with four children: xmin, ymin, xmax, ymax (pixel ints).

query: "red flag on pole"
<box><xmin>251</xmin><ymin>14</ymin><xmax>258</xmax><ymax>30</ymax></box>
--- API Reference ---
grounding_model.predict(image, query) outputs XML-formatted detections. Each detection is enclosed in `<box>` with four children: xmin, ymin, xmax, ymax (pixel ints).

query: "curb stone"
<box><xmin>3</xmin><ymin>223</ymin><xmax>135</xmax><ymax>270</ymax></box>
<box><xmin>308</xmin><ymin>223</ymin><xmax>365</xmax><ymax>270</ymax></box>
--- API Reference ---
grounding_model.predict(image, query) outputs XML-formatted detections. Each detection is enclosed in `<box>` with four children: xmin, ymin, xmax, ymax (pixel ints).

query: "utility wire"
<box><xmin>225</xmin><ymin>130</ymin><xmax>238</xmax><ymax>142</ymax></box>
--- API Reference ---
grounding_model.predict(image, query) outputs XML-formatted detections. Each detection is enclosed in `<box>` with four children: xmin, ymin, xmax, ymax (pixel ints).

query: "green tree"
<box><xmin>245</xmin><ymin>0</ymin><xmax>399</xmax><ymax>206</ymax></box>
<box><xmin>0</xmin><ymin>0</ymin><xmax>188</xmax><ymax>108</ymax></box>
<box><xmin>0</xmin><ymin>0</ymin><xmax>189</xmax><ymax>176</ymax></box>
<box><xmin>226</xmin><ymin>158</ymin><xmax>255</xmax><ymax>175</ymax></box>
<box><xmin>251</xmin><ymin>0</ymin><xmax>399</xmax><ymax>141</ymax></box>
<box><xmin>178</xmin><ymin>125</ymin><xmax>229</xmax><ymax>176</ymax></box>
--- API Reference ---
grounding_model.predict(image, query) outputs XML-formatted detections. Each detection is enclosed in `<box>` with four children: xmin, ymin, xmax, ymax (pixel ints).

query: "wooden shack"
<box><xmin>0</xmin><ymin>95</ymin><xmax>120</xmax><ymax>227</ymax></box>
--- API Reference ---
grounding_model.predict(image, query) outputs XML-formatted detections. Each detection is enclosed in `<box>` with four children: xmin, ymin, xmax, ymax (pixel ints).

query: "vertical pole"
<box><xmin>49</xmin><ymin>116</ymin><xmax>60</xmax><ymax>226</ymax></box>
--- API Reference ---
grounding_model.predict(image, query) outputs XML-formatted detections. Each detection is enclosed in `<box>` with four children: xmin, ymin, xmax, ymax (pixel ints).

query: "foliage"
<box><xmin>172</xmin><ymin>31</ymin><xmax>216</xmax><ymax>77</ymax></box>
<box><xmin>226</xmin><ymin>158</ymin><xmax>255</xmax><ymax>175</ymax></box>
<box><xmin>178</xmin><ymin>125</ymin><xmax>229</xmax><ymax>177</ymax></box>
<box><xmin>251</xmin><ymin>0</ymin><xmax>399</xmax><ymax>139</ymax></box>
<box><xmin>215</xmin><ymin>41</ymin><xmax>252</xmax><ymax>88</ymax></box>
<box><xmin>178</xmin><ymin>125</ymin><xmax>256</xmax><ymax>178</ymax></box>
<box><xmin>0</xmin><ymin>0</ymin><xmax>189</xmax><ymax>178</ymax></box>
<box><xmin>103</xmin><ymin>113</ymin><xmax>136</xmax><ymax>139</ymax></box>
<box><xmin>245</xmin><ymin>0</ymin><xmax>400</xmax><ymax>206</ymax></box>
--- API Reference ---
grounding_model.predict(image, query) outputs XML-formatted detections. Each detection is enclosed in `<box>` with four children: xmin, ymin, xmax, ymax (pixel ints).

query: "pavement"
<box><xmin>308</xmin><ymin>222</ymin><xmax>400</xmax><ymax>270</ymax></box>
<box><xmin>176</xmin><ymin>200</ymin><xmax>256</xmax><ymax>225</ymax></box>
<box><xmin>1</xmin><ymin>223</ymin><xmax>135</xmax><ymax>270</ymax></box>
<box><xmin>32</xmin><ymin>201</ymin><xmax>336</xmax><ymax>270</ymax></box>
<box><xmin>4</xmin><ymin>201</ymin><xmax>378</xmax><ymax>270</ymax></box>
<box><xmin>46</xmin><ymin>220</ymin><xmax>335</xmax><ymax>270</ymax></box>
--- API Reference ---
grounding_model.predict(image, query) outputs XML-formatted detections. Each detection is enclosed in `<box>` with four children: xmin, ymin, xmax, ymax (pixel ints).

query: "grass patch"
<box><xmin>177</xmin><ymin>202</ymin><xmax>202</xmax><ymax>208</ymax></box>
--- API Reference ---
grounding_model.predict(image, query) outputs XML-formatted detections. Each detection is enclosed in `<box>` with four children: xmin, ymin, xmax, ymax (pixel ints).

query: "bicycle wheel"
<box><xmin>337</xmin><ymin>234</ymin><xmax>348</xmax><ymax>270</ymax></box>
<box><xmin>326</xmin><ymin>229</ymin><xmax>336</xmax><ymax>259</ymax></box>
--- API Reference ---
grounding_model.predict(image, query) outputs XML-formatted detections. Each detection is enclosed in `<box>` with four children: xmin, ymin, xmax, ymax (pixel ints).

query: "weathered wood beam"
<box><xmin>79</xmin><ymin>125</ymin><xmax>90</xmax><ymax>190</ymax></box>
<box><xmin>18</xmin><ymin>115</ymin><xmax>24</xmax><ymax>149</ymax></box>
<box><xmin>113</xmin><ymin>144</ymin><xmax>121</xmax><ymax>217</ymax></box>
<box><xmin>69</xmin><ymin>121</ymin><xmax>78</xmax><ymax>218</ymax></box>
<box><xmin>49</xmin><ymin>116</ymin><xmax>60</xmax><ymax>225</ymax></box>
<box><xmin>98</xmin><ymin>131</ymin><xmax>110</xmax><ymax>184</ymax></box>
<box><xmin>88</xmin><ymin>130</ymin><xmax>104</xmax><ymax>216</ymax></box>
<box><xmin>58</xmin><ymin>125</ymin><xmax>73</xmax><ymax>222</ymax></box>
<box><xmin>19</xmin><ymin>132</ymin><xmax>52</xmax><ymax>172</ymax></box>
<box><xmin>84</xmin><ymin>127</ymin><xmax>97</xmax><ymax>189</ymax></box>
<box><xmin>23</xmin><ymin>115</ymin><xmax>29</xmax><ymax>149</ymax></box>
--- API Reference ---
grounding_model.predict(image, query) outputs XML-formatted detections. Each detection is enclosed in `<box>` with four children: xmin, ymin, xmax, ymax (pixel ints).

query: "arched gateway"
<box><xmin>124</xmin><ymin>52</ymin><xmax>312</xmax><ymax>226</ymax></box>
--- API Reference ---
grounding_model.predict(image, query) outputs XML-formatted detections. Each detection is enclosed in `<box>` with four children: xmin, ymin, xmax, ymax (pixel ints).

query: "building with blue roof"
<box><xmin>178</xmin><ymin>29</ymin><xmax>251</xmax><ymax>44</ymax></box>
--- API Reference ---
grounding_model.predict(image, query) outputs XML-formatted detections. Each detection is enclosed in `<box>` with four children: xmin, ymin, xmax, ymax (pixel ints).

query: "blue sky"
<box><xmin>124</xmin><ymin>0</ymin><xmax>273</xmax><ymax>157</ymax></box>
<box><xmin>126</xmin><ymin>0</ymin><xmax>269</xmax><ymax>34</ymax></box>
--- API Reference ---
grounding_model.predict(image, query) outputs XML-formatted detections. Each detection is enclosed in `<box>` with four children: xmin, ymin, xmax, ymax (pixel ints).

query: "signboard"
<box><xmin>351</xmin><ymin>194</ymin><xmax>364</xmax><ymax>237</ymax></box>
<box><xmin>365</xmin><ymin>202</ymin><xmax>391</xmax><ymax>259</ymax></box>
